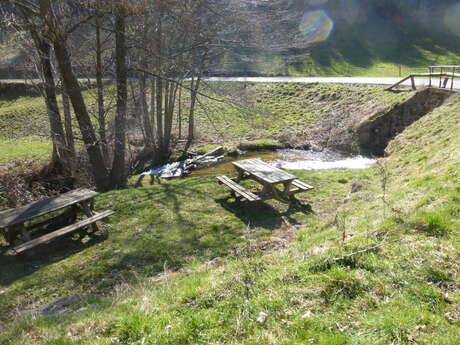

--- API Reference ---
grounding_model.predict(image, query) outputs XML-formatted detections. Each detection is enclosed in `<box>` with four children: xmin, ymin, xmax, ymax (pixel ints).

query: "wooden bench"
<box><xmin>12</xmin><ymin>210</ymin><xmax>115</xmax><ymax>254</ymax></box>
<box><xmin>289</xmin><ymin>179</ymin><xmax>314</xmax><ymax>194</ymax></box>
<box><xmin>216</xmin><ymin>175</ymin><xmax>261</xmax><ymax>202</ymax></box>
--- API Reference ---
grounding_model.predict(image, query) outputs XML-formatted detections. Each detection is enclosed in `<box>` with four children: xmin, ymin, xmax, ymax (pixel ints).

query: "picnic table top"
<box><xmin>0</xmin><ymin>188</ymin><xmax>99</xmax><ymax>229</ymax></box>
<box><xmin>232</xmin><ymin>158</ymin><xmax>296</xmax><ymax>185</ymax></box>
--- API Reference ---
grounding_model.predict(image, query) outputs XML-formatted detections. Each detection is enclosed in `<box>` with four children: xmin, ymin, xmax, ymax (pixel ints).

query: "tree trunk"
<box><xmin>40</xmin><ymin>0</ymin><xmax>108</xmax><ymax>190</ymax></box>
<box><xmin>178</xmin><ymin>86</ymin><xmax>182</xmax><ymax>139</ymax></box>
<box><xmin>155</xmin><ymin>76</ymin><xmax>164</xmax><ymax>155</ymax></box>
<box><xmin>163</xmin><ymin>80</ymin><xmax>178</xmax><ymax>152</ymax></box>
<box><xmin>54</xmin><ymin>40</ymin><xmax>109</xmax><ymax>191</ymax></box>
<box><xmin>61</xmin><ymin>90</ymin><xmax>75</xmax><ymax>165</ymax></box>
<box><xmin>140</xmin><ymin>73</ymin><xmax>154</xmax><ymax>148</ymax></box>
<box><xmin>30</xmin><ymin>30</ymin><xmax>69</xmax><ymax>172</ymax></box>
<box><xmin>150</xmin><ymin>78</ymin><xmax>156</xmax><ymax>133</ymax></box>
<box><xmin>95</xmin><ymin>10</ymin><xmax>109</xmax><ymax>166</ymax></box>
<box><xmin>109</xmin><ymin>9</ymin><xmax>128</xmax><ymax>189</ymax></box>
<box><xmin>185</xmin><ymin>76</ymin><xmax>201</xmax><ymax>151</ymax></box>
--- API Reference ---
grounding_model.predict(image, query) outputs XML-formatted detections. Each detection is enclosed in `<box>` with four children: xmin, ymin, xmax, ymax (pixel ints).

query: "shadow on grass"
<box><xmin>0</xmin><ymin>179</ymin><xmax>215</xmax><ymax>289</ymax></box>
<box><xmin>0</xmin><ymin>230</ymin><xmax>108</xmax><ymax>286</ymax></box>
<box><xmin>215</xmin><ymin>197</ymin><xmax>314</xmax><ymax>230</ymax></box>
<box><xmin>0</xmin><ymin>177</ymin><xmax>314</xmax><ymax>315</ymax></box>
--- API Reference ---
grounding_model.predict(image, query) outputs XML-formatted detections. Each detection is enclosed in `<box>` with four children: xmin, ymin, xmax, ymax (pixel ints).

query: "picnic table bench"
<box><xmin>0</xmin><ymin>188</ymin><xmax>114</xmax><ymax>254</ymax></box>
<box><xmin>217</xmin><ymin>158</ymin><xmax>313</xmax><ymax>204</ymax></box>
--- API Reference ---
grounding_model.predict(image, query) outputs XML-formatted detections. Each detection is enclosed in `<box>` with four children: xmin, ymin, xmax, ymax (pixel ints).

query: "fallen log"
<box><xmin>135</xmin><ymin>146</ymin><xmax>225</xmax><ymax>186</ymax></box>
<box><xmin>188</xmin><ymin>146</ymin><xmax>224</xmax><ymax>165</ymax></box>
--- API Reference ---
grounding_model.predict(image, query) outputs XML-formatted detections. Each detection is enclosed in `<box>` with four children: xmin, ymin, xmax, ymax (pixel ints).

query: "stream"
<box><xmin>189</xmin><ymin>149</ymin><xmax>376</xmax><ymax>177</ymax></box>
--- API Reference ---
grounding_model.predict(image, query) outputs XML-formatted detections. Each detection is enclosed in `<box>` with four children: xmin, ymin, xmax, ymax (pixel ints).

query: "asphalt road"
<box><xmin>204</xmin><ymin>76</ymin><xmax>460</xmax><ymax>90</ymax></box>
<box><xmin>2</xmin><ymin>76</ymin><xmax>459</xmax><ymax>90</ymax></box>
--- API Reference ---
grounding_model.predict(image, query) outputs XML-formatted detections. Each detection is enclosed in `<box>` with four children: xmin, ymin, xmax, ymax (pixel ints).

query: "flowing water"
<box><xmin>189</xmin><ymin>149</ymin><xmax>376</xmax><ymax>177</ymax></box>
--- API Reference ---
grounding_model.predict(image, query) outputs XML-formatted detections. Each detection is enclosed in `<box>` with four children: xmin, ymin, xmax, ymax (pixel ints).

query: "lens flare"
<box><xmin>444</xmin><ymin>3</ymin><xmax>460</xmax><ymax>33</ymax></box>
<box><xmin>299</xmin><ymin>10</ymin><xmax>334</xmax><ymax>43</ymax></box>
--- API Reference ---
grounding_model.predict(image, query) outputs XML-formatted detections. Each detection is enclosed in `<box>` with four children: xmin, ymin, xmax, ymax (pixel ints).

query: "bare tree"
<box><xmin>109</xmin><ymin>1</ymin><xmax>128</xmax><ymax>189</ymax></box>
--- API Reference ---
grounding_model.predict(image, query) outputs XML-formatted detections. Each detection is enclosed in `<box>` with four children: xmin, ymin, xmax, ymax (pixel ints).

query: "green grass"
<box><xmin>0</xmin><ymin>137</ymin><xmax>51</xmax><ymax>162</ymax></box>
<box><xmin>1</xmin><ymin>90</ymin><xmax>459</xmax><ymax>343</ymax></box>
<box><xmin>237</xmin><ymin>139</ymin><xmax>284</xmax><ymax>151</ymax></box>
<box><xmin>194</xmin><ymin>82</ymin><xmax>413</xmax><ymax>143</ymax></box>
<box><xmin>0</xmin><ymin>83</ymin><xmax>117</xmax><ymax>162</ymax></box>
<box><xmin>0</xmin><ymin>168</ymin><xmax>367</xmax><ymax>325</ymax></box>
<box><xmin>0</xmin><ymin>95</ymin><xmax>50</xmax><ymax>140</ymax></box>
<box><xmin>222</xmin><ymin>32</ymin><xmax>460</xmax><ymax>77</ymax></box>
<box><xmin>0</xmin><ymin>82</ymin><xmax>412</xmax><ymax>162</ymax></box>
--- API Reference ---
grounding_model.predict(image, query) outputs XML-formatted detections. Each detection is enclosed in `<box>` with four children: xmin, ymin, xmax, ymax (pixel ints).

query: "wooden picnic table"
<box><xmin>217</xmin><ymin>158</ymin><xmax>313</xmax><ymax>204</ymax></box>
<box><xmin>0</xmin><ymin>188</ymin><xmax>114</xmax><ymax>254</ymax></box>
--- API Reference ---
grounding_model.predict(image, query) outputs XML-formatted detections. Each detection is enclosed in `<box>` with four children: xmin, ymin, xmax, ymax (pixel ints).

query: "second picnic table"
<box><xmin>217</xmin><ymin>158</ymin><xmax>313</xmax><ymax>203</ymax></box>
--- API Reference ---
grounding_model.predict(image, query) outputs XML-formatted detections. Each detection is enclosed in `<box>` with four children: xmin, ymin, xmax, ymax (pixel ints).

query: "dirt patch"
<box><xmin>302</xmin><ymin>88</ymin><xmax>454</xmax><ymax>156</ymax></box>
<box><xmin>0</xmin><ymin>158</ymin><xmax>90</xmax><ymax>210</ymax></box>
<box><xmin>355</xmin><ymin>88</ymin><xmax>454</xmax><ymax>156</ymax></box>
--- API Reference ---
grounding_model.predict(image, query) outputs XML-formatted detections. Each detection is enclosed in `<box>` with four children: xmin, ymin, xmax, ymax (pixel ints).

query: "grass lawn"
<box><xmin>0</xmin><ymin>91</ymin><xmax>459</xmax><ymax>344</ymax></box>
<box><xmin>0</xmin><ymin>83</ymin><xmax>112</xmax><ymax>162</ymax></box>
<box><xmin>0</xmin><ymin>137</ymin><xmax>51</xmax><ymax>163</ymax></box>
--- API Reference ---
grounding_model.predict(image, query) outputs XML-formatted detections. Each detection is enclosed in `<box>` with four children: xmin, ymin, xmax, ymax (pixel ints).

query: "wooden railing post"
<box><xmin>429</xmin><ymin>67</ymin><xmax>432</xmax><ymax>87</ymax></box>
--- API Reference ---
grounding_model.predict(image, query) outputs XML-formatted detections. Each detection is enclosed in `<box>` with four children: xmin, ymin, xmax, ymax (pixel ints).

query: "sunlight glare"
<box><xmin>299</xmin><ymin>9</ymin><xmax>334</xmax><ymax>43</ymax></box>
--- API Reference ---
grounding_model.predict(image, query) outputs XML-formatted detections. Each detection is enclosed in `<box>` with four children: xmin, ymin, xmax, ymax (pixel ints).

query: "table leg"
<box><xmin>19</xmin><ymin>224</ymin><xmax>31</xmax><ymax>242</ymax></box>
<box><xmin>282</xmin><ymin>181</ymin><xmax>299</xmax><ymax>204</ymax></box>
<box><xmin>81</xmin><ymin>201</ymin><xmax>99</xmax><ymax>232</ymax></box>
<box><xmin>235</xmin><ymin>167</ymin><xmax>245</xmax><ymax>183</ymax></box>
<box><xmin>268</xmin><ymin>182</ymin><xmax>298</xmax><ymax>204</ymax></box>
<box><xmin>260</xmin><ymin>183</ymin><xmax>273</xmax><ymax>200</ymax></box>
<box><xmin>3</xmin><ymin>226</ymin><xmax>21</xmax><ymax>245</ymax></box>
<box><xmin>4</xmin><ymin>223</ymin><xmax>31</xmax><ymax>245</ymax></box>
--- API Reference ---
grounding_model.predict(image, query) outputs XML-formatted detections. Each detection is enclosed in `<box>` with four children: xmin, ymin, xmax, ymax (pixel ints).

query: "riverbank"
<box><xmin>1</xmin><ymin>81</ymin><xmax>459</xmax><ymax>345</ymax></box>
<box><xmin>0</xmin><ymin>82</ymin><xmax>412</xmax><ymax>163</ymax></box>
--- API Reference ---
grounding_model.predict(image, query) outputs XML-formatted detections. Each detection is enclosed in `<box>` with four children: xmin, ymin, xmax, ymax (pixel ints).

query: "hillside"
<box><xmin>2</xmin><ymin>1</ymin><xmax>460</xmax><ymax>78</ymax></box>
<box><xmin>0</xmin><ymin>91</ymin><xmax>458</xmax><ymax>344</ymax></box>
<box><xmin>0</xmin><ymin>81</ymin><xmax>414</xmax><ymax>164</ymax></box>
<box><xmin>218</xmin><ymin>0</ymin><xmax>460</xmax><ymax>76</ymax></box>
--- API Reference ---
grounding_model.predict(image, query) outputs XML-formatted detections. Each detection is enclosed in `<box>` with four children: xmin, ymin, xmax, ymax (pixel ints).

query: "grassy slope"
<box><xmin>290</xmin><ymin>27</ymin><xmax>460</xmax><ymax>77</ymax></box>
<box><xmin>0</xmin><ymin>82</ymin><xmax>412</xmax><ymax>161</ymax></box>
<box><xmin>194</xmin><ymin>82</ymin><xmax>412</xmax><ymax>144</ymax></box>
<box><xmin>221</xmin><ymin>20</ymin><xmax>460</xmax><ymax>77</ymax></box>
<box><xmin>3</xmin><ymin>2</ymin><xmax>460</xmax><ymax>78</ymax></box>
<box><xmin>223</xmin><ymin>2</ymin><xmax>460</xmax><ymax>77</ymax></box>
<box><xmin>0</xmin><ymin>83</ymin><xmax>112</xmax><ymax>162</ymax></box>
<box><xmin>1</xmin><ymin>93</ymin><xmax>459</xmax><ymax>343</ymax></box>
<box><xmin>0</xmin><ymin>93</ymin><xmax>51</xmax><ymax>162</ymax></box>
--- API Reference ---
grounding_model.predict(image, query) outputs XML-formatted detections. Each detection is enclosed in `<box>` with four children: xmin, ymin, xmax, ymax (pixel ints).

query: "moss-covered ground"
<box><xmin>0</xmin><ymin>89</ymin><xmax>459</xmax><ymax>344</ymax></box>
